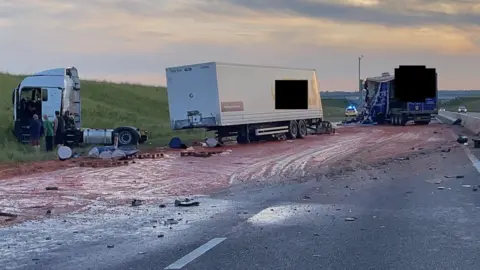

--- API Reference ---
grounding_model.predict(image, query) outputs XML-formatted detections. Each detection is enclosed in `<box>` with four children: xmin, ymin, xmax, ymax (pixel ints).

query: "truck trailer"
<box><xmin>166</xmin><ymin>62</ymin><xmax>330</xmax><ymax>143</ymax></box>
<box><xmin>11</xmin><ymin>67</ymin><xmax>148</xmax><ymax>146</ymax></box>
<box><xmin>362</xmin><ymin>72</ymin><xmax>438</xmax><ymax>125</ymax></box>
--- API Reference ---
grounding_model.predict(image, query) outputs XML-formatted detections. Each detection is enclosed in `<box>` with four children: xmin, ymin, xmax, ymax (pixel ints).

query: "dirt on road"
<box><xmin>0</xmin><ymin>123</ymin><xmax>457</xmax><ymax>225</ymax></box>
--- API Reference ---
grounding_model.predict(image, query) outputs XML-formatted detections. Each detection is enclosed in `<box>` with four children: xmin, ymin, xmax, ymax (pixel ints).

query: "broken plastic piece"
<box><xmin>174</xmin><ymin>199</ymin><xmax>200</xmax><ymax>207</ymax></box>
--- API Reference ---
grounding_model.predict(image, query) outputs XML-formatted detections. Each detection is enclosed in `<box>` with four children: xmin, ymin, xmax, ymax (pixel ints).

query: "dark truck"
<box><xmin>362</xmin><ymin>72</ymin><xmax>437</xmax><ymax>125</ymax></box>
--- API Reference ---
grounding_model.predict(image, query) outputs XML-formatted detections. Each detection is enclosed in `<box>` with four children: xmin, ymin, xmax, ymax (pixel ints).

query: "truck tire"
<box><xmin>297</xmin><ymin>120</ymin><xmax>307</xmax><ymax>139</ymax></box>
<box><xmin>113</xmin><ymin>127</ymin><xmax>139</xmax><ymax>146</ymax></box>
<box><xmin>286</xmin><ymin>120</ymin><xmax>298</xmax><ymax>139</ymax></box>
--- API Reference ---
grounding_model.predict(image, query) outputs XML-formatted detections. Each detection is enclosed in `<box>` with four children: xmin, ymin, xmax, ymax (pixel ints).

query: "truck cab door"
<box><xmin>41</xmin><ymin>87</ymin><xmax>63</xmax><ymax>121</ymax></box>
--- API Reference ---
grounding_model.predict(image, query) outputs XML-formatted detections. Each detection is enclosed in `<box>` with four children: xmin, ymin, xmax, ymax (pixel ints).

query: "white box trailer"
<box><xmin>166</xmin><ymin>62</ymin><xmax>330</xmax><ymax>143</ymax></box>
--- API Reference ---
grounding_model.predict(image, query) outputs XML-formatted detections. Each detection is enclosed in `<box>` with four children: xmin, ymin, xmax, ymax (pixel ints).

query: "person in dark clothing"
<box><xmin>54</xmin><ymin>110</ymin><xmax>65</xmax><ymax>147</ymax></box>
<box><xmin>29</xmin><ymin>114</ymin><xmax>42</xmax><ymax>150</ymax></box>
<box><xmin>64</xmin><ymin>110</ymin><xmax>75</xmax><ymax>130</ymax></box>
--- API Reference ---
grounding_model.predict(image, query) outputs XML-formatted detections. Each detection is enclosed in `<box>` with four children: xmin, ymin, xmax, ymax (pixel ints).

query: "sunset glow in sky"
<box><xmin>1</xmin><ymin>0</ymin><xmax>479</xmax><ymax>90</ymax></box>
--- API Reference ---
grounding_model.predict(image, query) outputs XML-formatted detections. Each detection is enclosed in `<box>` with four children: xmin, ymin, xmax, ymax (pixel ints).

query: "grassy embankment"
<box><xmin>2</xmin><ymin>72</ymin><xmax>476</xmax><ymax>162</ymax></box>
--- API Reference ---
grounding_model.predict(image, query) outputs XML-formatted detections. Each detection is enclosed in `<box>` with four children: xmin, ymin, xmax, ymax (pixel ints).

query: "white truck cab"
<box><xmin>12</xmin><ymin>67</ymin><xmax>81</xmax><ymax>143</ymax></box>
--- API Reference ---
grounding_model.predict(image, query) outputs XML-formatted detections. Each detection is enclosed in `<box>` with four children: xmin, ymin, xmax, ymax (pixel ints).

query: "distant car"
<box><xmin>345</xmin><ymin>106</ymin><xmax>358</xmax><ymax>117</ymax></box>
<box><xmin>439</xmin><ymin>108</ymin><xmax>445</xmax><ymax>112</ymax></box>
<box><xmin>458</xmin><ymin>106</ymin><xmax>467</xmax><ymax>113</ymax></box>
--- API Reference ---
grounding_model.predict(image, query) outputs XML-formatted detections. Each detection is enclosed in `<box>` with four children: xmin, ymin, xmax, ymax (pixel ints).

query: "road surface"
<box><xmin>2</xmin><ymin>122</ymin><xmax>480</xmax><ymax>270</ymax></box>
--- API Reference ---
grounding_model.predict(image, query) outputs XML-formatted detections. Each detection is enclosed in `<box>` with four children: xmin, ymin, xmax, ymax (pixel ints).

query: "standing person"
<box><xmin>53</xmin><ymin>110</ymin><xmax>65</xmax><ymax>147</ymax></box>
<box><xmin>43</xmin><ymin>114</ymin><xmax>54</xmax><ymax>151</ymax></box>
<box><xmin>29</xmin><ymin>114</ymin><xmax>42</xmax><ymax>151</ymax></box>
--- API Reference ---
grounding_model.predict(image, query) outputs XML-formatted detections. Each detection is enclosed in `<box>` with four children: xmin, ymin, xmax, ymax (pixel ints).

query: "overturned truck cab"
<box><xmin>362</xmin><ymin>72</ymin><xmax>438</xmax><ymax>125</ymax></box>
<box><xmin>11</xmin><ymin>67</ymin><xmax>148</xmax><ymax>146</ymax></box>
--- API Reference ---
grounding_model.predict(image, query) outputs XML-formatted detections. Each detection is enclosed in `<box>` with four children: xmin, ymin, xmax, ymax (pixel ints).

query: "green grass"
<box><xmin>0</xmin><ymin>72</ymin><xmax>349</xmax><ymax>162</ymax></box>
<box><xmin>440</xmin><ymin>97</ymin><xmax>480</xmax><ymax>112</ymax></box>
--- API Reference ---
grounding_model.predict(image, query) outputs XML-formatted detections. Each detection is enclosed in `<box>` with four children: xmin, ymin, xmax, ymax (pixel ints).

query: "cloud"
<box><xmin>0</xmin><ymin>0</ymin><xmax>479</xmax><ymax>89</ymax></box>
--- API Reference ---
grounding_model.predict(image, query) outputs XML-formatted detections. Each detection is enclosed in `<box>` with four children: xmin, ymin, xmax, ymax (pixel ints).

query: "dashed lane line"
<box><xmin>164</xmin><ymin>237</ymin><xmax>227</xmax><ymax>269</ymax></box>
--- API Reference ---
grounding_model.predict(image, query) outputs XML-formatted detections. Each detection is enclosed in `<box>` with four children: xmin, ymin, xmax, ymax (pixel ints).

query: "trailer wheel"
<box><xmin>297</xmin><ymin>120</ymin><xmax>307</xmax><ymax>139</ymax></box>
<box><xmin>286</xmin><ymin>120</ymin><xmax>298</xmax><ymax>139</ymax></box>
<box><xmin>113</xmin><ymin>127</ymin><xmax>139</xmax><ymax>146</ymax></box>
<box><xmin>393</xmin><ymin>115</ymin><xmax>399</xmax><ymax>125</ymax></box>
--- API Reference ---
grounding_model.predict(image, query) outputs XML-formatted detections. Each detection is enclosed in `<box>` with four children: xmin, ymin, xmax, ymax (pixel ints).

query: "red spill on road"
<box><xmin>0</xmin><ymin>124</ymin><xmax>453</xmax><ymax>223</ymax></box>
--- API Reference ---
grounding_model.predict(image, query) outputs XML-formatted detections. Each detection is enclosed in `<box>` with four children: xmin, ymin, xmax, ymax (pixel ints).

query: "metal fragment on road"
<box><xmin>345</xmin><ymin>217</ymin><xmax>356</xmax><ymax>221</ymax></box>
<box><xmin>437</xmin><ymin>187</ymin><xmax>445</xmax><ymax>190</ymax></box>
<box><xmin>462</xmin><ymin>185</ymin><xmax>471</xmax><ymax>188</ymax></box>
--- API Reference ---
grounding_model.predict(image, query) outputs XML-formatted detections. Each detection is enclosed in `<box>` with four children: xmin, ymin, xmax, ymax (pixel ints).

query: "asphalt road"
<box><xmin>3</xmin><ymin>124</ymin><xmax>480</xmax><ymax>270</ymax></box>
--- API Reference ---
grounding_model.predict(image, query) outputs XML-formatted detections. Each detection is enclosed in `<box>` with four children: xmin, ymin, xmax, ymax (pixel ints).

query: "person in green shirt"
<box><xmin>43</xmin><ymin>114</ymin><xmax>54</xmax><ymax>151</ymax></box>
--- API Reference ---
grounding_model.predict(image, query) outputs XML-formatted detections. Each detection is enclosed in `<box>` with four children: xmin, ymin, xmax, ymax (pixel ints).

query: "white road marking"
<box><xmin>164</xmin><ymin>238</ymin><xmax>227</xmax><ymax>269</ymax></box>
<box><xmin>448</xmin><ymin>129</ymin><xmax>480</xmax><ymax>174</ymax></box>
<box><xmin>462</xmin><ymin>146</ymin><xmax>480</xmax><ymax>174</ymax></box>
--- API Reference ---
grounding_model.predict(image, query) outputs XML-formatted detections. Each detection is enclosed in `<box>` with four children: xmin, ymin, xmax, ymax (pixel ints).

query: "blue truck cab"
<box><xmin>363</xmin><ymin>72</ymin><xmax>438</xmax><ymax>125</ymax></box>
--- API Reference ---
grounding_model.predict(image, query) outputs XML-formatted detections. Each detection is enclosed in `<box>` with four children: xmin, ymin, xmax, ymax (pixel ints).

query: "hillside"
<box><xmin>0</xmin><ymin>72</ymin><xmax>348</xmax><ymax>162</ymax></box>
<box><xmin>0</xmin><ymin>73</ymin><xmax>205</xmax><ymax>162</ymax></box>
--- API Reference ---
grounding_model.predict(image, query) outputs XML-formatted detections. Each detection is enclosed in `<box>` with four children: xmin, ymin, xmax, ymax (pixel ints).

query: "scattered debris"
<box><xmin>457</xmin><ymin>135</ymin><xmax>468</xmax><ymax>144</ymax></box>
<box><xmin>445</xmin><ymin>175</ymin><xmax>464</xmax><ymax>179</ymax></box>
<box><xmin>159</xmin><ymin>204</ymin><xmax>166</xmax><ymax>208</ymax></box>
<box><xmin>462</xmin><ymin>185</ymin><xmax>472</xmax><ymax>188</ymax></box>
<box><xmin>131</xmin><ymin>199</ymin><xmax>143</xmax><ymax>207</ymax></box>
<box><xmin>473</xmin><ymin>187</ymin><xmax>478</xmax><ymax>192</ymax></box>
<box><xmin>206</xmin><ymin>138</ymin><xmax>221</xmax><ymax>147</ymax></box>
<box><xmin>45</xmin><ymin>186</ymin><xmax>59</xmax><ymax>191</ymax></box>
<box><xmin>107</xmin><ymin>245</ymin><xmax>115</xmax><ymax>248</ymax></box>
<box><xmin>58</xmin><ymin>146</ymin><xmax>73</xmax><ymax>160</ymax></box>
<box><xmin>473</xmin><ymin>138</ymin><xmax>480</xmax><ymax>149</ymax></box>
<box><xmin>345</xmin><ymin>217</ymin><xmax>357</xmax><ymax>221</ymax></box>
<box><xmin>169</xmin><ymin>137</ymin><xmax>188</xmax><ymax>149</ymax></box>
<box><xmin>174</xmin><ymin>198</ymin><xmax>200</xmax><ymax>207</ymax></box>
<box><xmin>437</xmin><ymin>187</ymin><xmax>445</xmax><ymax>190</ymax></box>
<box><xmin>46</xmin><ymin>209</ymin><xmax>51</xmax><ymax>215</ymax></box>
<box><xmin>452</xmin><ymin>119</ymin><xmax>462</xmax><ymax>126</ymax></box>
<box><xmin>164</xmin><ymin>219</ymin><xmax>179</xmax><ymax>225</ymax></box>
<box><xmin>0</xmin><ymin>212</ymin><xmax>17</xmax><ymax>218</ymax></box>
<box><xmin>440</xmin><ymin>148</ymin><xmax>451</xmax><ymax>153</ymax></box>
<box><xmin>133</xmin><ymin>153</ymin><xmax>164</xmax><ymax>159</ymax></box>
<box><xmin>303</xmin><ymin>196</ymin><xmax>311</xmax><ymax>200</ymax></box>
<box><xmin>158</xmin><ymin>234</ymin><xmax>165</xmax><ymax>238</ymax></box>
<box><xmin>138</xmin><ymin>252</ymin><xmax>146</xmax><ymax>255</ymax></box>
<box><xmin>180</xmin><ymin>150</ymin><xmax>225</xmax><ymax>158</ymax></box>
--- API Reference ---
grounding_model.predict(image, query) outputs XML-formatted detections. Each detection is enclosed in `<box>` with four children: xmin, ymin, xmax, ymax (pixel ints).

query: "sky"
<box><xmin>0</xmin><ymin>0</ymin><xmax>479</xmax><ymax>91</ymax></box>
